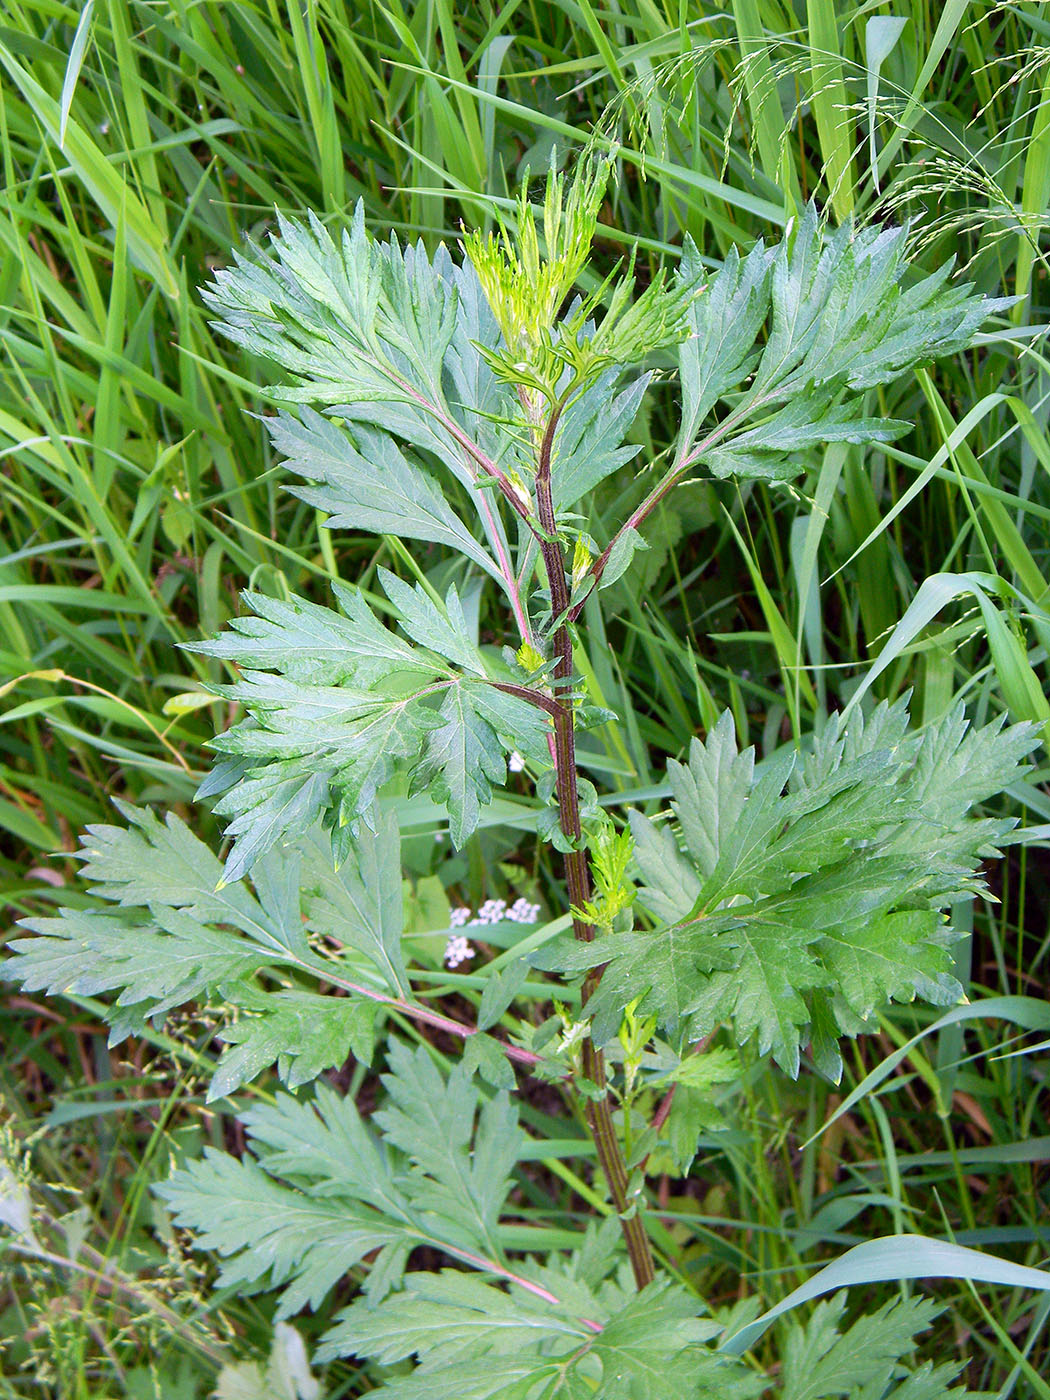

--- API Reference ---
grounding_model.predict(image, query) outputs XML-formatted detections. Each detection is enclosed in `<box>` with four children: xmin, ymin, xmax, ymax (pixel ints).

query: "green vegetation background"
<box><xmin>1</xmin><ymin>1</ymin><xmax>1048</xmax><ymax>1395</ymax></box>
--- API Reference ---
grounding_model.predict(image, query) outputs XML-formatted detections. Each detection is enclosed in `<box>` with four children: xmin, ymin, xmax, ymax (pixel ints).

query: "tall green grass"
<box><xmin>1</xmin><ymin>1</ymin><xmax>1048</xmax><ymax>1394</ymax></box>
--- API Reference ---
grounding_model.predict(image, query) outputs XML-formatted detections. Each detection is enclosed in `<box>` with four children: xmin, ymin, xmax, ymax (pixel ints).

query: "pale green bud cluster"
<box><xmin>464</xmin><ymin>151</ymin><xmax>699</xmax><ymax>403</ymax></box>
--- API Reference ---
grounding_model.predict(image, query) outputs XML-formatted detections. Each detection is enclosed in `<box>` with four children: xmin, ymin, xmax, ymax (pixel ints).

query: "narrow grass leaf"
<box><xmin>59</xmin><ymin>0</ymin><xmax>95</xmax><ymax>146</ymax></box>
<box><xmin>722</xmin><ymin>1235</ymin><xmax>1050</xmax><ymax>1355</ymax></box>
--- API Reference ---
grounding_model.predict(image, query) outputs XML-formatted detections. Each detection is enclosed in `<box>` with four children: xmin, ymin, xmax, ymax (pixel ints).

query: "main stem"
<box><xmin>534</xmin><ymin>403</ymin><xmax>656</xmax><ymax>1291</ymax></box>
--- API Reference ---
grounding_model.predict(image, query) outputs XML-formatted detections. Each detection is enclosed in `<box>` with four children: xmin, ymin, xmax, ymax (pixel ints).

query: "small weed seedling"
<box><xmin>6</xmin><ymin>158</ymin><xmax>1046</xmax><ymax>1396</ymax></box>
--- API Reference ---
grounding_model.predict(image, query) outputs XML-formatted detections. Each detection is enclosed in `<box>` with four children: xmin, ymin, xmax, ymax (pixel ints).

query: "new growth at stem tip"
<box><xmin>463</xmin><ymin>149</ymin><xmax>701</xmax><ymax>407</ymax></box>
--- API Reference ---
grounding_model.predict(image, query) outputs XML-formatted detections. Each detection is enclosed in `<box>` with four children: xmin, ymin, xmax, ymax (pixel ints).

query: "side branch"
<box><xmin>490</xmin><ymin>680</ymin><xmax>563</xmax><ymax>721</ymax></box>
<box><xmin>393</xmin><ymin>371</ymin><xmax>539</xmax><ymax>644</ymax></box>
<box><xmin>575</xmin><ymin>399</ymin><xmax>762</xmax><ymax>610</ymax></box>
<box><xmin>301</xmin><ymin>961</ymin><xmax>542</xmax><ymax>1071</ymax></box>
<box><xmin>399</xmin><ymin>375</ymin><xmax>536</xmax><ymax>531</ymax></box>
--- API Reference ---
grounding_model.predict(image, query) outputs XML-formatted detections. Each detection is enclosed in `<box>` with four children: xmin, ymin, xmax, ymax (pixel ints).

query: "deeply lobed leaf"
<box><xmin>2</xmin><ymin>808</ymin><xmax>410</xmax><ymax>1098</ymax></box>
<box><xmin>319</xmin><ymin>1273</ymin><xmax>758</xmax><ymax>1400</ymax></box>
<box><xmin>675</xmin><ymin>206</ymin><xmax>1007</xmax><ymax>483</ymax></box>
<box><xmin>778</xmin><ymin>1293</ymin><xmax>965</xmax><ymax>1400</ymax></box>
<box><xmin>536</xmin><ymin>703</ymin><xmax>1036</xmax><ymax>1076</ymax></box>
<box><xmin>157</xmin><ymin>1050</ymin><xmax>529</xmax><ymax>1317</ymax></box>
<box><xmin>190</xmin><ymin>578</ymin><xmax>552</xmax><ymax>878</ymax></box>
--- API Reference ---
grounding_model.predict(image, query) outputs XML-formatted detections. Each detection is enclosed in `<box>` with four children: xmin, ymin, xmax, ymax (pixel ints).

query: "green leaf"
<box><xmin>3</xmin><ymin>906</ymin><xmax>273</xmax><ymax>1034</ymax></box>
<box><xmin>461</xmin><ymin>1031</ymin><xmax>515</xmax><ymax>1090</ymax></box>
<box><xmin>163</xmin><ymin>1066</ymin><xmax>448</xmax><ymax>1309</ymax></box>
<box><xmin>1</xmin><ymin>806</ymin><xmax>400</xmax><ymax>1102</ymax></box>
<box><xmin>681</xmin><ymin>912</ymin><xmax>830</xmax><ymax>1077</ymax></box>
<box><xmin>676</xmin><ymin>235</ymin><xmax>772</xmax><ymax>452</ymax></box>
<box><xmin>374</xmin><ymin>1042</ymin><xmax>522</xmax><ymax>1257</ymax></box>
<box><xmin>699</xmin><ymin>400</ymin><xmax>908</xmax><ymax>483</ymax></box>
<box><xmin>540</xmin><ymin>704</ymin><xmax>1035</xmax><ymax>1072</ymax></box>
<box><xmin>467</xmin><ymin>681</ymin><xmax>553</xmax><ymax>765</ymax></box>
<box><xmin>552</xmin><ymin>370</ymin><xmax>648</xmax><ymax>508</ymax></box>
<box><xmin>211</xmin><ymin>990</ymin><xmax>377</xmax><ymax>1100</ymax></box>
<box><xmin>203</xmin><ymin>207</ymin><xmax>528</xmax><ymax>541</ymax></box>
<box><xmin>239</xmin><ymin>1083</ymin><xmax>404</xmax><ymax>1212</ymax></box>
<box><xmin>440</xmin><ymin>251</ymin><xmax>522</xmax><ymax>466</ymax></box>
<box><xmin>334</xmin><ymin>1360</ymin><xmax>557</xmax><ymax>1400</ymax></box>
<box><xmin>654</xmin><ymin>1084</ymin><xmax>731</xmax><ymax>1177</ymax></box>
<box><xmin>624</xmin><ymin>817</ymin><xmax>700</xmax><ymax>924</ymax></box>
<box><xmin>599</xmin><ymin>524</ymin><xmax>649</xmax><ymax>590</ymax></box>
<box><xmin>318</xmin><ymin>1271</ymin><xmax>591</xmax><ymax>1368</ymax></box>
<box><xmin>79</xmin><ymin>800</ymin><xmax>224</xmax><ymax>910</ymax></box>
<box><xmin>531</xmin><ymin>918</ymin><xmax>737</xmax><ymax>1046</ymax></box>
<box><xmin>415</xmin><ymin>683</ymin><xmax>508</xmax><ymax>848</ymax></box>
<box><xmin>677</xmin><ymin>206</ymin><xmax>1004</xmax><ymax>483</ymax></box>
<box><xmin>155</xmin><ymin>1149</ymin><xmax>407</xmax><ymax>1318</ymax></box>
<box><xmin>204</xmin><ymin>206</ymin><xmax>439</xmax><ymax>408</ymax></box>
<box><xmin>271</xmin><ymin>408</ymin><xmax>503</xmax><ymax>583</ymax></box>
<box><xmin>779</xmin><ymin>1295</ymin><xmax>963</xmax><ymax>1400</ymax></box>
<box><xmin>586</xmin><ymin>1282</ymin><xmax>735</xmax><ymax>1400</ymax></box>
<box><xmin>692</xmin><ymin>749</ymin><xmax>874</xmax><ymax>911</ymax></box>
<box><xmin>156</xmin><ymin>1051</ymin><xmax>538</xmax><ymax>1323</ymax></box>
<box><xmin>193</xmin><ymin>581</ymin><xmax>543</xmax><ymax>873</ymax></box>
<box><xmin>188</xmin><ymin>586</ymin><xmax>428</xmax><ymax>685</ymax></box>
<box><xmin>817</xmin><ymin>909</ymin><xmax>948</xmax><ymax>1025</ymax></box>
<box><xmin>304</xmin><ymin>810</ymin><xmax>411</xmax><ymax>997</ymax></box>
<box><xmin>213</xmin><ymin>759</ymin><xmax>332</xmax><ymax>886</ymax></box>
<box><xmin>660</xmin><ymin>709</ymin><xmax>754</xmax><ymax>882</ymax></box>
<box><xmin>73</xmin><ymin>802</ymin><xmax>311</xmax><ymax>960</ymax></box>
<box><xmin>477</xmin><ymin>958</ymin><xmax>530</xmax><ymax>1031</ymax></box>
<box><xmin>379</xmin><ymin>569</ymin><xmax>486</xmax><ymax>675</ymax></box>
<box><xmin>198</xmin><ymin>586</ymin><xmax>443</xmax><ymax>878</ymax></box>
<box><xmin>319</xmin><ymin>1274</ymin><xmax>757</xmax><ymax>1400</ymax></box>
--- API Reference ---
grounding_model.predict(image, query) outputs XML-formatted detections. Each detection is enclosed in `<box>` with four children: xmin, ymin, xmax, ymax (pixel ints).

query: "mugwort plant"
<box><xmin>7</xmin><ymin>156</ymin><xmax>1049</xmax><ymax>1395</ymax></box>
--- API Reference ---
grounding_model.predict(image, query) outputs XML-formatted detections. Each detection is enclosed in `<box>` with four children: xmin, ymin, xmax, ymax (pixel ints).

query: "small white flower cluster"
<box><xmin>443</xmin><ymin>894</ymin><xmax>541</xmax><ymax>967</ymax></box>
<box><xmin>474</xmin><ymin>897</ymin><xmax>512</xmax><ymax>925</ymax></box>
<box><xmin>507</xmin><ymin>896</ymin><xmax>541</xmax><ymax>923</ymax></box>
<box><xmin>444</xmin><ymin>935</ymin><xmax>475</xmax><ymax>969</ymax></box>
<box><xmin>480</xmin><ymin>897</ymin><xmax>542</xmax><ymax>926</ymax></box>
